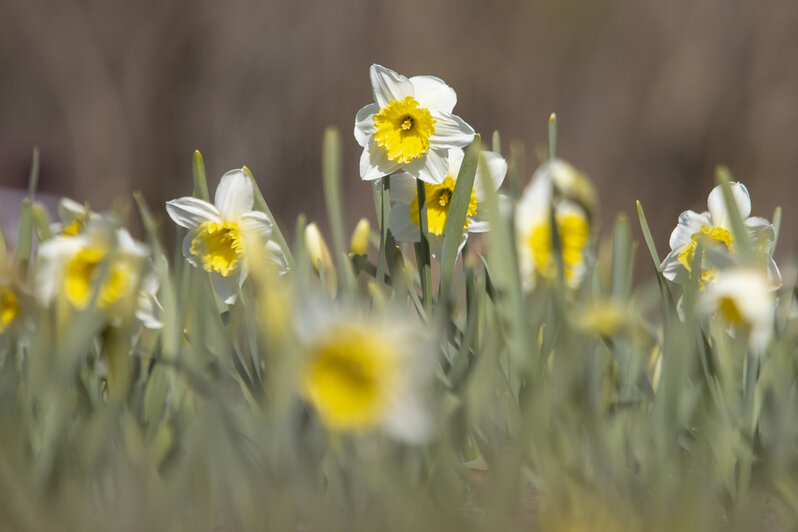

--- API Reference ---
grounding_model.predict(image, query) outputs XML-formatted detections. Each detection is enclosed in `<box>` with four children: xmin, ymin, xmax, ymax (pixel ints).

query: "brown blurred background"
<box><xmin>1</xmin><ymin>0</ymin><xmax>797</xmax><ymax>263</ymax></box>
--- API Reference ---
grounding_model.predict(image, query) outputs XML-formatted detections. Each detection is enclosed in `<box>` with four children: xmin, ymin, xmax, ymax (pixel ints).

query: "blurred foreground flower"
<box><xmin>35</xmin><ymin>223</ymin><xmax>148</xmax><ymax>322</ymax></box>
<box><xmin>388</xmin><ymin>148</ymin><xmax>506</xmax><ymax>252</ymax></box>
<box><xmin>661</xmin><ymin>183</ymin><xmax>779</xmax><ymax>287</ymax></box>
<box><xmin>299</xmin><ymin>308</ymin><xmax>436</xmax><ymax>443</ymax></box>
<box><xmin>355</xmin><ymin>64</ymin><xmax>475</xmax><ymax>183</ymax></box>
<box><xmin>166</xmin><ymin>169</ymin><xmax>274</xmax><ymax>303</ymax></box>
<box><xmin>699</xmin><ymin>267</ymin><xmax>777</xmax><ymax>354</ymax></box>
<box><xmin>515</xmin><ymin>160</ymin><xmax>593</xmax><ymax>291</ymax></box>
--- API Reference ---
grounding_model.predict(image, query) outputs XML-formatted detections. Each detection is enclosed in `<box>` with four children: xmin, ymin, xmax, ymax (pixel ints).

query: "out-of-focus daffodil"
<box><xmin>299</xmin><ymin>308</ymin><xmax>436</xmax><ymax>443</ymax></box>
<box><xmin>515</xmin><ymin>160</ymin><xmax>593</xmax><ymax>291</ymax></box>
<box><xmin>35</xmin><ymin>223</ymin><xmax>148</xmax><ymax>322</ymax></box>
<box><xmin>166</xmin><ymin>169</ymin><xmax>274</xmax><ymax>304</ymax></box>
<box><xmin>699</xmin><ymin>267</ymin><xmax>777</xmax><ymax>354</ymax></box>
<box><xmin>354</xmin><ymin>64</ymin><xmax>475</xmax><ymax>183</ymax></box>
<box><xmin>661</xmin><ymin>183</ymin><xmax>779</xmax><ymax>287</ymax></box>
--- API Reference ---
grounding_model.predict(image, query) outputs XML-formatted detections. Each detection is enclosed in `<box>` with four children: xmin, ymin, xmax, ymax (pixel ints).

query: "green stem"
<box><xmin>376</xmin><ymin>177</ymin><xmax>390</xmax><ymax>287</ymax></box>
<box><xmin>415</xmin><ymin>179</ymin><xmax>432</xmax><ymax>313</ymax></box>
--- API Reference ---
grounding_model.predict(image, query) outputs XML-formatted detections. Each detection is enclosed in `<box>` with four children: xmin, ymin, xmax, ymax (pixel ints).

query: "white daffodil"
<box><xmin>35</xmin><ymin>223</ymin><xmax>149</xmax><ymax>322</ymax></box>
<box><xmin>661</xmin><ymin>182</ymin><xmax>779</xmax><ymax>287</ymax></box>
<box><xmin>354</xmin><ymin>64</ymin><xmax>476</xmax><ymax>184</ymax></box>
<box><xmin>166</xmin><ymin>169</ymin><xmax>274</xmax><ymax>304</ymax></box>
<box><xmin>50</xmin><ymin>198</ymin><xmax>103</xmax><ymax>236</ymax></box>
<box><xmin>699</xmin><ymin>267</ymin><xmax>777</xmax><ymax>354</ymax></box>
<box><xmin>387</xmin><ymin>148</ymin><xmax>506</xmax><ymax>253</ymax></box>
<box><xmin>515</xmin><ymin>160</ymin><xmax>593</xmax><ymax>291</ymax></box>
<box><xmin>298</xmin><ymin>306</ymin><xmax>436</xmax><ymax>444</ymax></box>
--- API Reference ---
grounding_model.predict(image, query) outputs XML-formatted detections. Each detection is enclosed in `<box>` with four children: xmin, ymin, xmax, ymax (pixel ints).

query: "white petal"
<box><xmin>388</xmin><ymin>172</ymin><xmax>418</xmax><ymax>205</ymax></box>
<box><xmin>467</xmin><ymin>217</ymin><xmax>490</xmax><ymax>233</ymax></box>
<box><xmin>181</xmin><ymin>232</ymin><xmax>200</xmax><ymax>267</ymax></box>
<box><xmin>166</xmin><ymin>197</ymin><xmax>220</xmax><ymax>229</ymax></box>
<box><xmin>360</xmin><ymin>142</ymin><xmax>401</xmax><ymax>181</ymax></box>
<box><xmin>369</xmin><ymin>64</ymin><xmax>414</xmax><ymax>109</ymax></box>
<box><xmin>388</xmin><ymin>203</ymin><xmax>421</xmax><ymax>243</ymax></box>
<box><xmin>474</xmin><ymin>151</ymin><xmax>507</xmax><ymax>202</ymax></box>
<box><xmin>660</xmin><ymin>248</ymin><xmax>688</xmax><ymax>283</ymax></box>
<box><xmin>402</xmin><ymin>148</ymin><xmax>448</xmax><ymax>184</ymax></box>
<box><xmin>354</xmin><ymin>103</ymin><xmax>379</xmax><ymax>147</ymax></box>
<box><xmin>58</xmin><ymin>197</ymin><xmax>86</xmax><ymax>221</ymax></box>
<box><xmin>409</xmin><ymin>75</ymin><xmax>457</xmax><ymax>113</ymax></box>
<box><xmin>382</xmin><ymin>392</ymin><xmax>433</xmax><ymax>444</ymax></box>
<box><xmin>707</xmin><ymin>182</ymin><xmax>751</xmax><ymax>230</ymax></box>
<box><xmin>428</xmin><ymin>110</ymin><xmax>475</xmax><ymax>150</ymax></box>
<box><xmin>265</xmin><ymin>240</ymin><xmax>290</xmax><ymax>275</ymax></box>
<box><xmin>239</xmin><ymin>211</ymin><xmax>273</xmax><ymax>240</ymax></box>
<box><xmin>669</xmin><ymin>210</ymin><xmax>711</xmax><ymax>250</ymax></box>
<box><xmin>446</xmin><ymin>148</ymin><xmax>465</xmax><ymax>179</ymax></box>
<box><xmin>210</xmin><ymin>272</ymin><xmax>238</xmax><ymax>304</ymax></box>
<box><xmin>214</xmin><ymin>169</ymin><xmax>254</xmax><ymax>220</ymax></box>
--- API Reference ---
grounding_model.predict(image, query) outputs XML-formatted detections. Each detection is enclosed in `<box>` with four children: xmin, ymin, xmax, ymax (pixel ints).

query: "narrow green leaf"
<box><xmin>27</xmin><ymin>147</ymin><xmax>40</xmax><ymax>199</ymax></box>
<box><xmin>636</xmin><ymin>200</ymin><xmax>661</xmax><ymax>270</ymax></box>
<box><xmin>15</xmin><ymin>199</ymin><xmax>33</xmax><ymax>271</ymax></box>
<box><xmin>192</xmin><ymin>150</ymin><xmax>210</xmax><ymax>202</ymax></box>
<box><xmin>375</xmin><ymin>177</ymin><xmax>391</xmax><ymax>287</ymax></box>
<box><xmin>491</xmin><ymin>130</ymin><xmax>501</xmax><ymax>155</ymax></box>
<box><xmin>321</xmin><ymin>127</ymin><xmax>346</xmax><ymax>264</ymax></box>
<box><xmin>548</xmin><ymin>113</ymin><xmax>557</xmax><ymax>162</ymax></box>
<box><xmin>243</xmin><ymin>166</ymin><xmax>295</xmax><ymax>270</ymax></box>
<box><xmin>440</xmin><ymin>136</ymin><xmax>480</xmax><ymax>300</ymax></box>
<box><xmin>716</xmin><ymin>167</ymin><xmax>753</xmax><ymax>261</ymax></box>
<box><xmin>415</xmin><ymin>179</ymin><xmax>432</xmax><ymax>314</ymax></box>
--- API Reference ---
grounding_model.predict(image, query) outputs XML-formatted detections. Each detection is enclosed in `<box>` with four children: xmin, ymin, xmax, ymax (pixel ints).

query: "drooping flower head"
<box><xmin>388</xmin><ymin>148</ymin><xmax>506</xmax><ymax>252</ymax></box>
<box><xmin>355</xmin><ymin>64</ymin><xmax>476</xmax><ymax>184</ymax></box>
<box><xmin>298</xmin><ymin>306</ymin><xmax>436</xmax><ymax>443</ymax></box>
<box><xmin>515</xmin><ymin>160</ymin><xmax>594</xmax><ymax>291</ymax></box>
<box><xmin>661</xmin><ymin>183</ymin><xmax>779</xmax><ymax>287</ymax></box>
<box><xmin>166</xmin><ymin>169</ymin><xmax>276</xmax><ymax>303</ymax></box>
<box><xmin>699</xmin><ymin>267</ymin><xmax>777</xmax><ymax>354</ymax></box>
<box><xmin>35</xmin><ymin>222</ymin><xmax>149</xmax><ymax>321</ymax></box>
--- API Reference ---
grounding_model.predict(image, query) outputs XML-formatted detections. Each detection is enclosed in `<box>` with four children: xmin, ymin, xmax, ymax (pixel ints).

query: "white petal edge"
<box><xmin>210</xmin><ymin>272</ymin><xmax>239</xmax><ymax>304</ymax></box>
<box><xmin>354</xmin><ymin>103</ymin><xmax>379</xmax><ymax>147</ymax></box>
<box><xmin>388</xmin><ymin>203</ymin><xmax>421</xmax><ymax>243</ymax></box>
<box><xmin>409</xmin><ymin>75</ymin><xmax>457</xmax><ymax>114</ymax></box>
<box><xmin>388</xmin><ymin>173</ymin><xmax>418</xmax><ymax>205</ymax></box>
<box><xmin>474</xmin><ymin>151</ymin><xmax>507</xmax><ymax>202</ymax></box>
<box><xmin>166</xmin><ymin>197</ymin><xmax>221</xmax><ymax>230</ymax></box>
<box><xmin>215</xmin><ymin>169</ymin><xmax>254</xmax><ymax>220</ymax></box>
<box><xmin>428</xmin><ymin>110</ymin><xmax>475</xmax><ymax>150</ymax></box>
<box><xmin>369</xmin><ymin>64</ymin><xmax>414</xmax><ymax>109</ymax></box>
<box><xmin>707</xmin><ymin>182</ymin><xmax>751</xmax><ymax>230</ymax></box>
<box><xmin>239</xmin><ymin>211</ymin><xmax>273</xmax><ymax>240</ymax></box>
<box><xmin>402</xmin><ymin>148</ymin><xmax>448</xmax><ymax>184</ymax></box>
<box><xmin>668</xmin><ymin>210</ymin><xmax>712</xmax><ymax>250</ymax></box>
<box><xmin>360</xmin><ymin>142</ymin><xmax>401</xmax><ymax>181</ymax></box>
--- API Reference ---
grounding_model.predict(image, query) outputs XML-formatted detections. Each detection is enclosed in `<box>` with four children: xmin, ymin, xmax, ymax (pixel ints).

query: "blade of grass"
<box><xmin>440</xmin><ymin>136</ymin><xmax>480</xmax><ymax>300</ymax></box>
<box><xmin>243</xmin><ymin>166</ymin><xmax>295</xmax><ymax>270</ymax></box>
<box><xmin>415</xmin><ymin>179</ymin><xmax>432</xmax><ymax>314</ymax></box>
<box><xmin>192</xmin><ymin>150</ymin><xmax>210</xmax><ymax>202</ymax></box>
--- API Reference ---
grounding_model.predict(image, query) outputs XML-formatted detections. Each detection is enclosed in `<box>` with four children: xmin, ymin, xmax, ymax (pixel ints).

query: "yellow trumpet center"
<box><xmin>528</xmin><ymin>213</ymin><xmax>590</xmax><ymax>282</ymax></box>
<box><xmin>190</xmin><ymin>221</ymin><xmax>244</xmax><ymax>277</ymax></box>
<box><xmin>64</xmin><ymin>247</ymin><xmax>132</xmax><ymax>309</ymax></box>
<box><xmin>0</xmin><ymin>285</ymin><xmax>20</xmax><ymax>332</ymax></box>
<box><xmin>373</xmin><ymin>96</ymin><xmax>436</xmax><ymax>164</ymax></box>
<box><xmin>301</xmin><ymin>325</ymin><xmax>397</xmax><ymax>432</ymax></box>
<box><xmin>408</xmin><ymin>176</ymin><xmax>478</xmax><ymax>236</ymax></box>
<box><xmin>677</xmin><ymin>225</ymin><xmax>733</xmax><ymax>287</ymax></box>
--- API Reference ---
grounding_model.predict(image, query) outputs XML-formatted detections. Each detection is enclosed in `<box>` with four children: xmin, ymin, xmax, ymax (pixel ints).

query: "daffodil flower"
<box><xmin>354</xmin><ymin>64</ymin><xmax>475</xmax><ymax>184</ymax></box>
<box><xmin>660</xmin><ymin>183</ymin><xmax>779</xmax><ymax>287</ymax></box>
<box><xmin>699</xmin><ymin>267</ymin><xmax>777</xmax><ymax>354</ymax></box>
<box><xmin>387</xmin><ymin>148</ymin><xmax>506</xmax><ymax>252</ymax></box>
<box><xmin>515</xmin><ymin>160</ymin><xmax>593</xmax><ymax>291</ymax></box>
<box><xmin>299</xmin><ymin>307</ymin><xmax>436</xmax><ymax>444</ymax></box>
<box><xmin>166</xmin><ymin>169</ymin><xmax>274</xmax><ymax>304</ymax></box>
<box><xmin>35</xmin><ymin>223</ymin><xmax>149</xmax><ymax>322</ymax></box>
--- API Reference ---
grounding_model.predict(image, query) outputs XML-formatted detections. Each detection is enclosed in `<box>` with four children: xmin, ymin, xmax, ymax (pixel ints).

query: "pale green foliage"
<box><xmin>0</xmin><ymin>132</ymin><xmax>796</xmax><ymax>532</ymax></box>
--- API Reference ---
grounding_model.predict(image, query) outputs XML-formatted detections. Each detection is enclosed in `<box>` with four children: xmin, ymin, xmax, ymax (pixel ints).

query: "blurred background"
<box><xmin>1</xmin><ymin>0</ymin><xmax>797</xmax><ymax>263</ymax></box>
